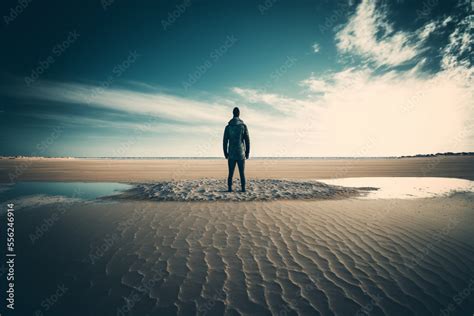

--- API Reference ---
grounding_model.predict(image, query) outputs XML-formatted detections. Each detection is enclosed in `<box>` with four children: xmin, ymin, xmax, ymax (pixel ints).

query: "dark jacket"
<box><xmin>223</xmin><ymin>117</ymin><xmax>250</xmax><ymax>160</ymax></box>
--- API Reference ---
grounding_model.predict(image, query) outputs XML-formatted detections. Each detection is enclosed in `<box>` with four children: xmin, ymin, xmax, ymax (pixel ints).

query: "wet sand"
<box><xmin>11</xmin><ymin>196</ymin><xmax>474</xmax><ymax>315</ymax></box>
<box><xmin>1</xmin><ymin>156</ymin><xmax>474</xmax><ymax>182</ymax></box>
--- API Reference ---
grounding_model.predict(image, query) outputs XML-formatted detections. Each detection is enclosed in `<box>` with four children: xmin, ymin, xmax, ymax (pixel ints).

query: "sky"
<box><xmin>0</xmin><ymin>0</ymin><xmax>472</xmax><ymax>157</ymax></box>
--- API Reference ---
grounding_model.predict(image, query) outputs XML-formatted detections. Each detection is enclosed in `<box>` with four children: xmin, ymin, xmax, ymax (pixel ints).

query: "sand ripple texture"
<box><xmin>72</xmin><ymin>197</ymin><xmax>474</xmax><ymax>316</ymax></box>
<box><xmin>118</xmin><ymin>179</ymin><xmax>369</xmax><ymax>201</ymax></box>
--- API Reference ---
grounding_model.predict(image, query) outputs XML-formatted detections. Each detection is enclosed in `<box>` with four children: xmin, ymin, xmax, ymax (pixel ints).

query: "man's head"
<box><xmin>233</xmin><ymin>107</ymin><xmax>240</xmax><ymax>117</ymax></box>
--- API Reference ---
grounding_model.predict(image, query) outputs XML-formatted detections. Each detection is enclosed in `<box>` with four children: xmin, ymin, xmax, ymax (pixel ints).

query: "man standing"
<box><xmin>223</xmin><ymin>107</ymin><xmax>250</xmax><ymax>192</ymax></box>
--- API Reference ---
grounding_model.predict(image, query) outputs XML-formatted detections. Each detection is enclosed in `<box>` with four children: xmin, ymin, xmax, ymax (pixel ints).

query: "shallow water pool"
<box><xmin>319</xmin><ymin>177</ymin><xmax>474</xmax><ymax>199</ymax></box>
<box><xmin>0</xmin><ymin>181</ymin><xmax>133</xmax><ymax>202</ymax></box>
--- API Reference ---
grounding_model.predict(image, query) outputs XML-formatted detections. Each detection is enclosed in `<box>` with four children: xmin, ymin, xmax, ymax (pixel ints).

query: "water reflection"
<box><xmin>319</xmin><ymin>177</ymin><xmax>474</xmax><ymax>199</ymax></box>
<box><xmin>0</xmin><ymin>181</ymin><xmax>132</xmax><ymax>202</ymax></box>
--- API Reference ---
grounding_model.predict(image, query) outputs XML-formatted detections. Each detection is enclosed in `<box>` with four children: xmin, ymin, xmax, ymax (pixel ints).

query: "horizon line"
<box><xmin>2</xmin><ymin>152</ymin><xmax>473</xmax><ymax>159</ymax></box>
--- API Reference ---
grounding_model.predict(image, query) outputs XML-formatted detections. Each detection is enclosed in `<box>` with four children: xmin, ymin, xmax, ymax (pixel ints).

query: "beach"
<box><xmin>1</xmin><ymin>156</ymin><xmax>474</xmax><ymax>182</ymax></box>
<box><xmin>0</xmin><ymin>157</ymin><xmax>473</xmax><ymax>315</ymax></box>
<box><xmin>2</xmin><ymin>0</ymin><xmax>473</xmax><ymax>314</ymax></box>
<box><xmin>7</xmin><ymin>195</ymin><xmax>474</xmax><ymax>315</ymax></box>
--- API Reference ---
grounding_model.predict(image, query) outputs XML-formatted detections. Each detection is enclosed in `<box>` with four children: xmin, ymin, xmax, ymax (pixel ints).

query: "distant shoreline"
<box><xmin>398</xmin><ymin>152</ymin><xmax>474</xmax><ymax>158</ymax></box>
<box><xmin>1</xmin><ymin>152</ymin><xmax>473</xmax><ymax>160</ymax></box>
<box><xmin>2</xmin><ymin>155</ymin><xmax>474</xmax><ymax>182</ymax></box>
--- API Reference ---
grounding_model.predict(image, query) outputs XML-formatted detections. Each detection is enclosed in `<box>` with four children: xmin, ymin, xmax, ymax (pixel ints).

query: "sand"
<box><xmin>116</xmin><ymin>179</ymin><xmax>374</xmax><ymax>202</ymax></box>
<box><xmin>1</xmin><ymin>156</ymin><xmax>474</xmax><ymax>183</ymax></box>
<box><xmin>11</xmin><ymin>195</ymin><xmax>474</xmax><ymax>315</ymax></box>
<box><xmin>2</xmin><ymin>157</ymin><xmax>474</xmax><ymax>315</ymax></box>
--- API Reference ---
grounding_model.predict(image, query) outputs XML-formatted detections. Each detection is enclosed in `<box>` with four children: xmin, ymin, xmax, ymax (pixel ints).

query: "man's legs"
<box><xmin>236</xmin><ymin>159</ymin><xmax>246</xmax><ymax>192</ymax></box>
<box><xmin>227</xmin><ymin>159</ymin><xmax>237</xmax><ymax>192</ymax></box>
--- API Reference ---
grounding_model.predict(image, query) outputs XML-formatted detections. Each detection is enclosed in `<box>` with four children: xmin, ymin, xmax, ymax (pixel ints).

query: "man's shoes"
<box><xmin>241</xmin><ymin>189</ymin><xmax>246</xmax><ymax>193</ymax></box>
<box><xmin>228</xmin><ymin>188</ymin><xmax>232</xmax><ymax>192</ymax></box>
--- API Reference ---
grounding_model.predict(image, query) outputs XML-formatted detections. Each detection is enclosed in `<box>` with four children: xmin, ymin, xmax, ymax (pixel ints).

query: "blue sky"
<box><xmin>0</xmin><ymin>0</ymin><xmax>472</xmax><ymax>157</ymax></box>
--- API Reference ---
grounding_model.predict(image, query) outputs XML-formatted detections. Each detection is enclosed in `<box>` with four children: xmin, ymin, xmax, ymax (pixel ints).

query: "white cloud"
<box><xmin>310</xmin><ymin>68</ymin><xmax>473</xmax><ymax>156</ymax></box>
<box><xmin>300</xmin><ymin>77</ymin><xmax>328</xmax><ymax>93</ymax></box>
<box><xmin>19</xmin><ymin>81</ymin><xmax>227</xmax><ymax>125</ymax></box>
<box><xmin>442</xmin><ymin>16</ymin><xmax>453</xmax><ymax>27</ymax></box>
<box><xmin>12</xmin><ymin>81</ymin><xmax>298</xmax><ymax>156</ymax></box>
<box><xmin>418</xmin><ymin>21</ymin><xmax>437</xmax><ymax>40</ymax></box>
<box><xmin>441</xmin><ymin>15</ymin><xmax>473</xmax><ymax>72</ymax></box>
<box><xmin>17</xmin><ymin>56</ymin><xmax>472</xmax><ymax>157</ymax></box>
<box><xmin>267</xmin><ymin>68</ymin><xmax>471</xmax><ymax>156</ymax></box>
<box><xmin>234</xmin><ymin>67</ymin><xmax>473</xmax><ymax>156</ymax></box>
<box><xmin>232</xmin><ymin>87</ymin><xmax>312</xmax><ymax>114</ymax></box>
<box><xmin>336</xmin><ymin>0</ymin><xmax>423</xmax><ymax>67</ymax></box>
<box><xmin>312</xmin><ymin>43</ymin><xmax>320</xmax><ymax>53</ymax></box>
<box><xmin>300</xmin><ymin>68</ymin><xmax>372</xmax><ymax>94</ymax></box>
<box><xmin>6</xmin><ymin>1</ymin><xmax>473</xmax><ymax>157</ymax></box>
<box><xmin>15</xmin><ymin>82</ymin><xmax>285</xmax><ymax>133</ymax></box>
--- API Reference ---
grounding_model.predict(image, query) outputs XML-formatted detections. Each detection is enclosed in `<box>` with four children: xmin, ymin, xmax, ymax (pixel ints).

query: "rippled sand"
<box><xmin>15</xmin><ymin>195</ymin><xmax>474</xmax><ymax>315</ymax></box>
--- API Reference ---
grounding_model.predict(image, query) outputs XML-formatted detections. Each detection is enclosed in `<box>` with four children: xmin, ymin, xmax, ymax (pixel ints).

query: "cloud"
<box><xmin>300</xmin><ymin>67</ymin><xmax>372</xmax><ymax>94</ymax></box>
<box><xmin>418</xmin><ymin>21</ymin><xmax>437</xmax><ymax>41</ymax></box>
<box><xmin>9</xmin><ymin>81</ymin><xmax>293</xmax><ymax>147</ymax></box>
<box><xmin>4</xmin><ymin>1</ymin><xmax>473</xmax><ymax>157</ymax></box>
<box><xmin>312</xmin><ymin>43</ymin><xmax>320</xmax><ymax>53</ymax></box>
<box><xmin>232</xmin><ymin>63</ymin><xmax>471</xmax><ymax>156</ymax></box>
<box><xmin>234</xmin><ymin>9</ymin><xmax>473</xmax><ymax>157</ymax></box>
<box><xmin>441</xmin><ymin>15</ymin><xmax>472</xmax><ymax>72</ymax></box>
<box><xmin>22</xmin><ymin>112</ymin><xmax>203</xmax><ymax>135</ymax></box>
<box><xmin>336</xmin><ymin>0</ymin><xmax>423</xmax><ymax>67</ymax></box>
<box><xmin>312</xmin><ymin>68</ymin><xmax>472</xmax><ymax>156</ymax></box>
<box><xmin>14</xmin><ymin>52</ymin><xmax>472</xmax><ymax>157</ymax></box>
<box><xmin>232</xmin><ymin>87</ymin><xmax>313</xmax><ymax>114</ymax></box>
<box><xmin>416</xmin><ymin>14</ymin><xmax>457</xmax><ymax>42</ymax></box>
<box><xmin>16</xmin><ymin>81</ymin><xmax>227</xmax><ymax>125</ymax></box>
<box><xmin>300</xmin><ymin>77</ymin><xmax>328</xmax><ymax>93</ymax></box>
